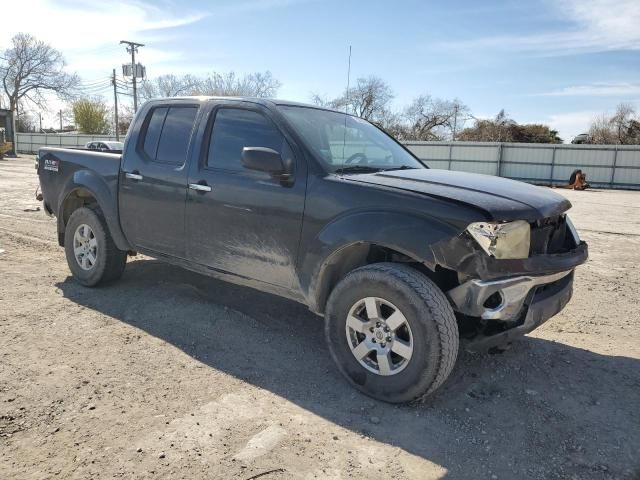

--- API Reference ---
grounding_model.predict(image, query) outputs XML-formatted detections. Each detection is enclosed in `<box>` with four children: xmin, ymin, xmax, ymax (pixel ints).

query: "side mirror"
<box><xmin>241</xmin><ymin>147</ymin><xmax>285</xmax><ymax>175</ymax></box>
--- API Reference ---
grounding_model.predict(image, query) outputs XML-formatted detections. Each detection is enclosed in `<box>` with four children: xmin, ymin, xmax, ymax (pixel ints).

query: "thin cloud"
<box><xmin>0</xmin><ymin>0</ymin><xmax>208</xmax><ymax>49</ymax></box>
<box><xmin>537</xmin><ymin>83</ymin><xmax>640</xmax><ymax>97</ymax></box>
<box><xmin>434</xmin><ymin>0</ymin><xmax>640</xmax><ymax>56</ymax></box>
<box><xmin>540</xmin><ymin>110</ymin><xmax>601</xmax><ymax>140</ymax></box>
<box><xmin>0</xmin><ymin>0</ymin><xmax>211</xmax><ymax>86</ymax></box>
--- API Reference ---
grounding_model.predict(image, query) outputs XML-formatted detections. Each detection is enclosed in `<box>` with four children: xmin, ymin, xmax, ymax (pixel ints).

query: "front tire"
<box><xmin>64</xmin><ymin>207</ymin><xmax>127</xmax><ymax>287</ymax></box>
<box><xmin>325</xmin><ymin>263</ymin><xmax>459</xmax><ymax>403</ymax></box>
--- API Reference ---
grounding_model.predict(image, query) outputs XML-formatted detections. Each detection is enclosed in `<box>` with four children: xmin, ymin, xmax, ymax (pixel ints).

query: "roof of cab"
<box><xmin>145</xmin><ymin>96</ymin><xmax>347</xmax><ymax>115</ymax></box>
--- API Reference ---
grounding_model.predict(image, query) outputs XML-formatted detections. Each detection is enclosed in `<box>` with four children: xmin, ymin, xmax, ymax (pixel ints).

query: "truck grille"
<box><xmin>530</xmin><ymin>215</ymin><xmax>573</xmax><ymax>255</ymax></box>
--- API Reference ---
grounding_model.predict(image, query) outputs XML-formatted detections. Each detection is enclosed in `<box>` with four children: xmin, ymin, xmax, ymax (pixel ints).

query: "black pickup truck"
<box><xmin>36</xmin><ymin>97</ymin><xmax>588</xmax><ymax>403</ymax></box>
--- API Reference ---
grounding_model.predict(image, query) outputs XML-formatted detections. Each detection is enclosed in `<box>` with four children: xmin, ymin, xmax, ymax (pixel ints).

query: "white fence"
<box><xmin>16</xmin><ymin>133</ymin><xmax>119</xmax><ymax>154</ymax></box>
<box><xmin>16</xmin><ymin>134</ymin><xmax>640</xmax><ymax>190</ymax></box>
<box><xmin>404</xmin><ymin>141</ymin><xmax>640</xmax><ymax>190</ymax></box>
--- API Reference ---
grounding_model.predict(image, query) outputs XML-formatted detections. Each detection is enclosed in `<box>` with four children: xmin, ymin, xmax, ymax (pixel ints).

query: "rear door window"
<box><xmin>156</xmin><ymin>107</ymin><xmax>198</xmax><ymax>165</ymax></box>
<box><xmin>141</xmin><ymin>106</ymin><xmax>197</xmax><ymax>165</ymax></box>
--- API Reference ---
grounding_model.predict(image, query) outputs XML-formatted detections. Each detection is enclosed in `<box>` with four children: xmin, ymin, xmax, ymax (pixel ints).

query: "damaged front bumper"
<box><xmin>442</xmin><ymin>241</ymin><xmax>587</xmax><ymax>353</ymax></box>
<box><xmin>450</xmin><ymin>271</ymin><xmax>574</xmax><ymax>352</ymax></box>
<box><xmin>432</xmin><ymin>213</ymin><xmax>587</xmax><ymax>352</ymax></box>
<box><xmin>447</xmin><ymin>269</ymin><xmax>572</xmax><ymax>321</ymax></box>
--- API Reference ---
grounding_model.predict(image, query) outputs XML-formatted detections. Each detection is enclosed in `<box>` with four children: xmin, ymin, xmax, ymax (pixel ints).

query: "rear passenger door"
<box><xmin>119</xmin><ymin>102</ymin><xmax>200</xmax><ymax>258</ymax></box>
<box><xmin>185</xmin><ymin>101</ymin><xmax>306</xmax><ymax>289</ymax></box>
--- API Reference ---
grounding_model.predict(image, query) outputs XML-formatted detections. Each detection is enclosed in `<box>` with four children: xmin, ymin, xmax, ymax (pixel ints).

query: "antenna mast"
<box><xmin>340</xmin><ymin>45</ymin><xmax>352</xmax><ymax>176</ymax></box>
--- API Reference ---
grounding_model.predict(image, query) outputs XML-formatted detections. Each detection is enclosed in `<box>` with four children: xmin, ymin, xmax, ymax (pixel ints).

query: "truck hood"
<box><xmin>348</xmin><ymin>168</ymin><xmax>571</xmax><ymax>221</ymax></box>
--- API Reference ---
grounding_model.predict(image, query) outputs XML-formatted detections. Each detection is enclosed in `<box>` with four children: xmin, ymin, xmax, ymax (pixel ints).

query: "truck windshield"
<box><xmin>279</xmin><ymin>106</ymin><xmax>425</xmax><ymax>173</ymax></box>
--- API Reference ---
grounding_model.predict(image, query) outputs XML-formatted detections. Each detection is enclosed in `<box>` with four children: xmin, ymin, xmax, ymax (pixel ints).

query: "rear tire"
<box><xmin>64</xmin><ymin>207</ymin><xmax>127</xmax><ymax>287</ymax></box>
<box><xmin>325</xmin><ymin>263</ymin><xmax>459</xmax><ymax>403</ymax></box>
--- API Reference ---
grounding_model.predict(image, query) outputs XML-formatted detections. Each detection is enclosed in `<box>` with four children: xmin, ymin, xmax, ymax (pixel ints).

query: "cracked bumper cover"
<box><xmin>458</xmin><ymin>271</ymin><xmax>574</xmax><ymax>352</ymax></box>
<box><xmin>447</xmin><ymin>269</ymin><xmax>573</xmax><ymax>321</ymax></box>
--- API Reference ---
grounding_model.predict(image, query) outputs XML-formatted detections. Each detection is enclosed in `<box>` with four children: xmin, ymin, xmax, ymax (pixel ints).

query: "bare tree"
<box><xmin>588</xmin><ymin>104</ymin><xmax>640</xmax><ymax>145</ymax></box>
<box><xmin>610</xmin><ymin>103</ymin><xmax>636</xmax><ymax>144</ymax></box>
<box><xmin>458</xmin><ymin>110</ymin><xmax>516</xmax><ymax>142</ymax></box>
<box><xmin>458</xmin><ymin>110</ymin><xmax>562</xmax><ymax>143</ymax></box>
<box><xmin>309</xmin><ymin>93</ymin><xmax>336</xmax><ymax>109</ymax></box>
<box><xmin>194</xmin><ymin>71</ymin><xmax>281</xmax><ymax>97</ymax></box>
<box><xmin>336</xmin><ymin>76</ymin><xmax>394</xmax><ymax>122</ymax></box>
<box><xmin>16</xmin><ymin>111</ymin><xmax>38</xmax><ymax>133</ymax></box>
<box><xmin>140</xmin><ymin>71</ymin><xmax>281</xmax><ymax>101</ymax></box>
<box><xmin>311</xmin><ymin>79</ymin><xmax>473</xmax><ymax>141</ymax></box>
<box><xmin>313</xmin><ymin>76</ymin><xmax>394</xmax><ymax>122</ymax></box>
<box><xmin>139</xmin><ymin>74</ymin><xmax>200</xmax><ymax>101</ymax></box>
<box><xmin>1</xmin><ymin>33</ymin><xmax>78</xmax><ymax>148</ymax></box>
<box><xmin>246</xmin><ymin>71</ymin><xmax>281</xmax><ymax>97</ymax></box>
<box><xmin>115</xmin><ymin>104</ymin><xmax>135</xmax><ymax>135</ymax></box>
<box><xmin>401</xmin><ymin>96</ymin><xmax>470</xmax><ymax>141</ymax></box>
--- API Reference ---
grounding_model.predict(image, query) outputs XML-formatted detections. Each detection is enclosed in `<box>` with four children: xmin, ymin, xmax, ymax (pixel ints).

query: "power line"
<box><xmin>78</xmin><ymin>77</ymin><xmax>112</xmax><ymax>86</ymax></box>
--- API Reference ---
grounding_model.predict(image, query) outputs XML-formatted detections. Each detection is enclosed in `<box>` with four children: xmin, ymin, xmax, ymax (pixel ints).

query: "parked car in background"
<box><xmin>571</xmin><ymin>133</ymin><xmax>590</xmax><ymax>144</ymax></box>
<box><xmin>36</xmin><ymin>97</ymin><xmax>588</xmax><ymax>403</ymax></box>
<box><xmin>85</xmin><ymin>141</ymin><xmax>124</xmax><ymax>152</ymax></box>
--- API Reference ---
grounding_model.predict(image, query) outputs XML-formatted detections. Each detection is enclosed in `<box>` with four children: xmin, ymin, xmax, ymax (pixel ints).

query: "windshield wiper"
<box><xmin>334</xmin><ymin>165</ymin><xmax>383</xmax><ymax>174</ymax></box>
<box><xmin>381</xmin><ymin>165</ymin><xmax>419</xmax><ymax>171</ymax></box>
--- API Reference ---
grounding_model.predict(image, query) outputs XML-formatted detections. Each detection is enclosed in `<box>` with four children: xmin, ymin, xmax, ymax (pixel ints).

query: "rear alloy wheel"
<box><xmin>325</xmin><ymin>263</ymin><xmax>459</xmax><ymax>403</ymax></box>
<box><xmin>64</xmin><ymin>207</ymin><xmax>127</xmax><ymax>287</ymax></box>
<box><xmin>73</xmin><ymin>224</ymin><xmax>98</xmax><ymax>271</ymax></box>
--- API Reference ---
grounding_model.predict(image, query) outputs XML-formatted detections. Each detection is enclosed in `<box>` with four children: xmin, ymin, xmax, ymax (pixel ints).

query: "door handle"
<box><xmin>125</xmin><ymin>172</ymin><xmax>143</xmax><ymax>181</ymax></box>
<box><xmin>189</xmin><ymin>183</ymin><xmax>212</xmax><ymax>192</ymax></box>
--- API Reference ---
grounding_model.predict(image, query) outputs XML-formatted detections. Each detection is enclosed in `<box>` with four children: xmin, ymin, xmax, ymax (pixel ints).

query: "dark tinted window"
<box><xmin>207</xmin><ymin>109</ymin><xmax>283</xmax><ymax>171</ymax></box>
<box><xmin>142</xmin><ymin>107</ymin><xmax>167</xmax><ymax>160</ymax></box>
<box><xmin>156</xmin><ymin>107</ymin><xmax>198</xmax><ymax>164</ymax></box>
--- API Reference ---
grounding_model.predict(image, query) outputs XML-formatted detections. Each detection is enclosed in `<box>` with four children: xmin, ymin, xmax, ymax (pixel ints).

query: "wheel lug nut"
<box><xmin>381</xmin><ymin>342</ymin><xmax>386</xmax><ymax>347</ymax></box>
<box><xmin>376</xmin><ymin>322</ymin><xmax>381</xmax><ymax>327</ymax></box>
<box><xmin>369</xmin><ymin>327</ymin><xmax>374</xmax><ymax>333</ymax></box>
<box><xmin>372</xmin><ymin>339</ymin><xmax>376</xmax><ymax>343</ymax></box>
<box><xmin>387</xmin><ymin>336</ymin><xmax>391</xmax><ymax>342</ymax></box>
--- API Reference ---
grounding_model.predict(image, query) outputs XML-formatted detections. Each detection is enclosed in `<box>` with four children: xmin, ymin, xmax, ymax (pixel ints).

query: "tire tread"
<box><xmin>325</xmin><ymin>262</ymin><xmax>459</xmax><ymax>403</ymax></box>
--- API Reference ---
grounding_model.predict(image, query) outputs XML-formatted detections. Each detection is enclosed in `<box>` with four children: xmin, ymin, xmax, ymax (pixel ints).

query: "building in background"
<box><xmin>0</xmin><ymin>109</ymin><xmax>15</xmax><ymax>154</ymax></box>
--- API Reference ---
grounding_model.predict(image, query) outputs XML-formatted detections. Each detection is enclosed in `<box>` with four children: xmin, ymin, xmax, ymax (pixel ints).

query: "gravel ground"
<box><xmin>0</xmin><ymin>156</ymin><xmax>639</xmax><ymax>480</ymax></box>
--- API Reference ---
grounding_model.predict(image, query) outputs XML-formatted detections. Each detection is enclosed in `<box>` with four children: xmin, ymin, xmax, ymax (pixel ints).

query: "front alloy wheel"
<box><xmin>325</xmin><ymin>263</ymin><xmax>459</xmax><ymax>403</ymax></box>
<box><xmin>346</xmin><ymin>297</ymin><xmax>413</xmax><ymax>376</ymax></box>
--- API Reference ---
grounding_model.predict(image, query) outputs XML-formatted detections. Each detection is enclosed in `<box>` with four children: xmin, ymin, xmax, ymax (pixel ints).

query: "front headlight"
<box><xmin>467</xmin><ymin>220</ymin><xmax>530</xmax><ymax>259</ymax></box>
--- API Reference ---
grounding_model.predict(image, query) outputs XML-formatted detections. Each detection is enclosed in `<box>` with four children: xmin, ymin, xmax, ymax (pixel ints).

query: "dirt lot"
<box><xmin>0</xmin><ymin>155</ymin><xmax>639</xmax><ymax>480</ymax></box>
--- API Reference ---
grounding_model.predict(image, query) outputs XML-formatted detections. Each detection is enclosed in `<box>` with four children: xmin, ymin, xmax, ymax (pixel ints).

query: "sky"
<box><xmin>2</xmin><ymin>0</ymin><xmax>640</xmax><ymax>141</ymax></box>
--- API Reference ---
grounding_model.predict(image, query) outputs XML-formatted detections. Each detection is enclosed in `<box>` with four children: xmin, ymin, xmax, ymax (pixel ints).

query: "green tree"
<box><xmin>72</xmin><ymin>98</ymin><xmax>110</xmax><ymax>134</ymax></box>
<box><xmin>459</xmin><ymin>110</ymin><xmax>562</xmax><ymax>143</ymax></box>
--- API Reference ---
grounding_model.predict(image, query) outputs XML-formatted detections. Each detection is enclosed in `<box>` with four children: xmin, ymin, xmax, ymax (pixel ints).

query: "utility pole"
<box><xmin>39</xmin><ymin>113</ymin><xmax>42</xmax><ymax>133</ymax></box>
<box><xmin>59</xmin><ymin>110</ymin><xmax>63</xmax><ymax>133</ymax></box>
<box><xmin>452</xmin><ymin>104</ymin><xmax>459</xmax><ymax>142</ymax></box>
<box><xmin>112</xmin><ymin>68</ymin><xmax>120</xmax><ymax>141</ymax></box>
<box><xmin>120</xmin><ymin>40</ymin><xmax>145</xmax><ymax>112</ymax></box>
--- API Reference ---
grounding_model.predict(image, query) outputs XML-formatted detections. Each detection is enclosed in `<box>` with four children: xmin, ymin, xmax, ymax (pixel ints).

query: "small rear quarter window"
<box><xmin>142</xmin><ymin>107</ymin><xmax>168</xmax><ymax>160</ymax></box>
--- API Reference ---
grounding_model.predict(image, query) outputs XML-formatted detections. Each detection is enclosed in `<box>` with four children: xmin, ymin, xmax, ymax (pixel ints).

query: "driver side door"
<box><xmin>185</xmin><ymin>101</ymin><xmax>306</xmax><ymax>289</ymax></box>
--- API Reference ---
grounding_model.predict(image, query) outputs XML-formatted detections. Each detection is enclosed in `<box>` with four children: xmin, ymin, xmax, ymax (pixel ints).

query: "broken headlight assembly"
<box><xmin>466</xmin><ymin>220</ymin><xmax>530</xmax><ymax>259</ymax></box>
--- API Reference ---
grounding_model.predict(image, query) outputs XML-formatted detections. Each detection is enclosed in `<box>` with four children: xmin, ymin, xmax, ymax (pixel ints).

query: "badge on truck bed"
<box><xmin>44</xmin><ymin>158</ymin><xmax>59</xmax><ymax>172</ymax></box>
